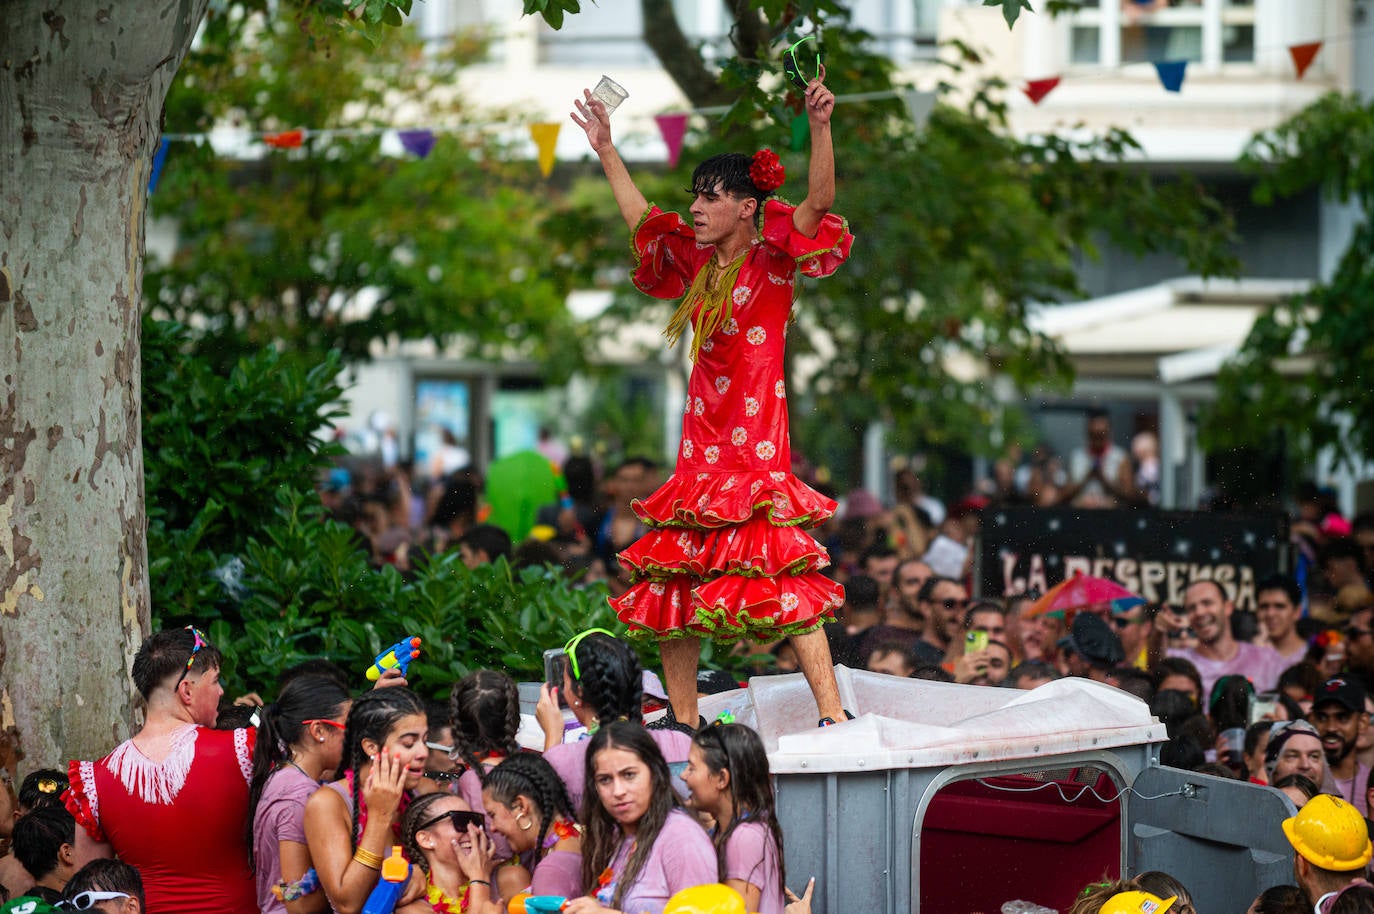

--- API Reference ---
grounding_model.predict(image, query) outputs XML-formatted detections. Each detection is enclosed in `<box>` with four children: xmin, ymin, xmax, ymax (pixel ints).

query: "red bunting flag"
<box><xmin>1289</xmin><ymin>42</ymin><xmax>1322</xmax><ymax>80</ymax></box>
<box><xmin>654</xmin><ymin>113</ymin><xmax>689</xmax><ymax>168</ymax></box>
<box><xmin>1023</xmin><ymin>77</ymin><xmax>1060</xmax><ymax>105</ymax></box>
<box><xmin>263</xmin><ymin>129</ymin><xmax>304</xmax><ymax>149</ymax></box>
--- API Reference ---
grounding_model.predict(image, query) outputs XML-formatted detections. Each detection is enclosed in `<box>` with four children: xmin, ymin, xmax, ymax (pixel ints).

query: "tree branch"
<box><xmin>639</xmin><ymin>0</ymin><xmax>731</xmax><ymax>109</ymax></box>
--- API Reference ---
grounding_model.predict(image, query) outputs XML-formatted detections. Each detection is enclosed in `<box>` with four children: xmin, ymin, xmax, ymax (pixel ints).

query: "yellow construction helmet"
<box><xmin>1099</xmin><ymin>891</ymin><xmax>1177</xmax><ymax>914</ymax></box>
<box><xmin>664</xmin><ymin>885</ymin><xmax>754</xmax><ymax>914</ymax></box>
<box><xmin>1283</xmin><ymin>794</ymin><xmax>1374</xmax><ymax>871</ymax></box>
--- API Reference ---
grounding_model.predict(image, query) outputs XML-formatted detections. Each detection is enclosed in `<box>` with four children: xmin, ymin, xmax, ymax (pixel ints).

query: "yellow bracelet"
<box><xmin>352</xmin><ymin>847</ymin><xmax>384</xmax><ymax>870</ymax></box>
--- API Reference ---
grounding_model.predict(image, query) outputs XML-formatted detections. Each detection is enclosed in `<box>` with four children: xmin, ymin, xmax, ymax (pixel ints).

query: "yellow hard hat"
<box><xmin>1282</xmin><ymin>794</ymin><xmax>1374</xmax><ymax>871</ymax></box>
<box><xmin>664</xmin><ymin>885</ymin><xmax>754</xmax><ymax>914</ymax></box>
<box><xmin>1099</xmin><ymin>891</ymin><xmax>1176</xmax><ymax>914</ymax></box>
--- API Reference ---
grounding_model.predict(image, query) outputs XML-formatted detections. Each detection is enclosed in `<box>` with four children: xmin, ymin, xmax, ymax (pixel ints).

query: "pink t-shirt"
<box><xmin>723</xmin><ymin>820</ymin><xmax>784</xmax><ymax>914</ymax></box>
<box><xmin>1167</xmin><ymin>641</ymin><xmax>1289</xmax><ymax>696</ymax></box>
<box><xmin>252</xmin><ymin>765</ymin><xmax>323</xmax><ymax>914</ymax></box>
<box><xmin>545</xmin><ymin>730</ymin><xmax>692</xmax><ymax>812</ymax></box>
<box><xmin>599</xmin><ymin>809</ymin><xmax>717</xmax><ymax>914</ymax></box>
<box><xmin>531</xmin><ymin>848</ymin><xmax>584</xmax><ymax>899</ymax></box>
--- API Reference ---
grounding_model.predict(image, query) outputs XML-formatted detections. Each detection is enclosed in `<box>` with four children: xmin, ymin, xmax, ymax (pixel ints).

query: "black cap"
<box><xmin>1312</xmin><ymin>677</ymin><xmax>1368</xmax><ymax>714</ymax></box>
<box><xmin>1056</xmin><ymin>612</ymin><xmax>1126</xmax><ymax>669</ymax></box>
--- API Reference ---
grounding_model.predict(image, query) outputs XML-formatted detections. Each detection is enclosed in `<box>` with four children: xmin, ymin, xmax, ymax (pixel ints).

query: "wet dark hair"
<box><xmin>483</xmin><ymin>753</ymin><xmax>576</xmax><ymax>867</ymax></box>
<box><xmin>690</xmin><ymin>153</ymin><xmax>770</xmax><ymax>226</ymax></box>
<box><xmin>580</xmin><ymin>721</ymin><xmax>679</xmax><ymax>909</ymax></box>
<box><xmin>13</xmin><ymin>805</ymin><xmax>75</xmax><ymax>879</ymax></box>
<box><xmin>17</xmin><ymin>768</ymin><xmax>69</xmax><ymax>812</ymax></box>
<box><xmin>246</xmin><ymin>674</ymin><xmax>351</xmax><ymax>866</ymax></box>
<box><xmin>692</xmin><ymin>723</ymin><xmax>786</xmax><ymax>909</ymax></box>
<box><xmin>844</xmin><ymin>575</ymin><xmax>881</xmax><ymax>611</ymax></box>
<box><xmin>340</xmin><ymin>688</ymin><xmax>426</xmax><ymax>850</ymax></box>
<box><xmin>131</xmin><ymin>627</ymin><xmax>223</xmax><ymax>699</ymax></box>
<box><xmin>449</xmin><ymin>670</ymin><xmax>522</xmax><ymax>781</ymax></box>
<box><xmin>459</xmin><ymin>523</ymin><xmax>513</xmax><ymax>564</ymax></box>
<box><xmin>566</xmin><ymin>632</ymin><xmax>643</xmax><ymax>723</ymax></box>
<box><xmin>63</xmin><ymin>859</ymin><xmax>145</xmax><ymax>907</ymax></box>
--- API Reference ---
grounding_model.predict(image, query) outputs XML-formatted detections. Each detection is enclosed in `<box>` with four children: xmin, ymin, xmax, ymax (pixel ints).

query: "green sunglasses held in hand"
<box><xmin>782</xmin><ymin>35</ymin><xmax>821</xmax><ymax>90</ymax></box>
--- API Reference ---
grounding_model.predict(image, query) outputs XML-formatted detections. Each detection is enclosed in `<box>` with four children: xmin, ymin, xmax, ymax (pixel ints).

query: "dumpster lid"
<box><xmin>697</xmin><ymin>667</ymin><xmax>1165</xmax><ymax>774</ymax></box>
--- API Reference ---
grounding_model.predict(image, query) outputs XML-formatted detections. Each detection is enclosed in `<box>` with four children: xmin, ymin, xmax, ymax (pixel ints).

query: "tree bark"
<box><xmin>0</xmin><ymin>0</ymin><xmax>208</xmax><ymax>770</ymax></box>
<box><xmin>640</xmin><ymin>0</ymin><xmax>734</xmax><ymax>110</ymax></box>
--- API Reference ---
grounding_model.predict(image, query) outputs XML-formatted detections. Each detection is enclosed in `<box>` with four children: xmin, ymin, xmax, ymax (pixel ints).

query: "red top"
<box><xmin>66</xmin><ymin>725</ymin><xmax>257</xmax><ymax>914</ymax></box>
<box><xmin>612</xmin><ymin>201</ymin><xmax>854</xmax><ymax>642</ymax></box>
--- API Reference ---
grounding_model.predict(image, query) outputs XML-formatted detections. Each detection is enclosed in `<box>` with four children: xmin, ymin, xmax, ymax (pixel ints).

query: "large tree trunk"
<box><xmin>0</xmin><ymin>0</ymin><xmax>208</xmax><ymax>771</ymax></box>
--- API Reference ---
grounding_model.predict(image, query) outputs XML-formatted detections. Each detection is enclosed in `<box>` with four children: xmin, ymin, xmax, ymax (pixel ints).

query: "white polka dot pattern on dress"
<box><xmin>744</xmin><ymin>397</ymin><xmax>760</xmax><ymax>417</ymax></box>
<box><xmin>731</xmin><ymin>427</ymin><xmax>748</xmax><ymax>445</ymax></box>
<box><xmin>705</xmin><ymin>445</ymin><xmax>720</xmax><ymax>464</ymax></box>
<box><xmin>732</xmin><ymin>286</ymin><xmax>752</xmax><ymax>306</ymax></box>
<box><xmin>682</xmin><ymin>439</ymin><xmax>694</xmax><ymax>458</ymax></box>
<box><xmin>746</xmin><ymin>326</ymin><xmax>766</xmax><ymax>345</ymax></box>
<box><xmin>774</xmin><ymin>380</ymin><xmax>786</xmax><ymax>398</ymax></box>
<box><xmin>780</xmin><ymin>593</ymin><xmax>800</xmax><ymax>611</ymax></box>
<box><xmin>755</xmin><ymin>440</ymin><xmax>776</xmax><ymax>460</ymax></box>
<box><xmin>715</xmin><ymin>376</ymin><xmax>730</xmax><ymax>395</ymax></box>
<box><xmin>722</xmin><ymin>318</ymin><xmax>739</xmax><ymax>335</ymax></box>
<box><xmin>694</xmin><ymin>397</ymin><xmax>705</xmax><ymax>416</ymax></box>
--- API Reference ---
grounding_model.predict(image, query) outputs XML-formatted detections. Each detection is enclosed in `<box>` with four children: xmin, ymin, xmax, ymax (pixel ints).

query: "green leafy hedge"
<box><xmin>143</xmin><ymin>317</ymin><xmax>627</xmax><ymax>700</ymax></box>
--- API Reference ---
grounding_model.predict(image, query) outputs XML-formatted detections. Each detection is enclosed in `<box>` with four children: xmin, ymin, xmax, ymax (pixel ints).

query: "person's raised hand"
<box><xmin>785</xmin><ymin>877</ymin><xmax>815</xmax><ymax>914</ymax></box>
<box><xmin>571</xmin><ymin>89</ymin><xmax>613</xmax><ymax>153</ymax></box>
<box><xmin>953</xmin><ymin>649</ymin><xmax>990</xmax><ymax>684</ymax></box>
<box><xmin>372</xmin><ymin>668</ymin><xmax>408</xmax><ymax>690</ymax></box>
<box><xmin>363</xmin><ymin>749</ymin><xmax>408</xmax><ymax>821</ymax></box>
<box><xmin>452</xmin><ymin>824</ymin><xmax>494</xmax><ymax>884</ymax></box>
<box><xmin>804</xmin><ymin>65</ymin><xmax>834</xmax><ymax>126</ymax></box>
<box><xmin>536</xmin><ymin>683</ymin><xmax>565</xmax><ymax>746</ymax></box>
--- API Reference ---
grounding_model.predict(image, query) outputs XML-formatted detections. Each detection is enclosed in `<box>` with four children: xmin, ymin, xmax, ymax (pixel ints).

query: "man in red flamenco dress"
<box><xmin>571</xmin><ymin>68</ymin><xmax>853</xmax><ymax>728</ymax></box>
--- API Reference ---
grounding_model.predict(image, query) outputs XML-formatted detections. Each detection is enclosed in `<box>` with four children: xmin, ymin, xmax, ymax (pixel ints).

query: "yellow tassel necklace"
<box><xmin>662</xmin><ymin>247</ymin><xmax>750</xmax><ymax>362</ymax></box>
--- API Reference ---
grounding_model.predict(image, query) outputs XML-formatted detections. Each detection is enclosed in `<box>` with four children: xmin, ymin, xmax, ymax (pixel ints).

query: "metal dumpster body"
<box><xmin>698</xmin><ymin>668</ymin><xmax>1297</xmax><ymax>914</ymax></box>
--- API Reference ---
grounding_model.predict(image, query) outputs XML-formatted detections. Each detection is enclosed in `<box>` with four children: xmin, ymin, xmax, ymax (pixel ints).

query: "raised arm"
<box><xmin>571</xmin><ymin>89</ymin><xmax>649</xmax><ymax>230</ymax></box>
<box><xmin>792</xmin><ymin>66</ymin><xmax>835</xmax><ymax>239</ymax></box>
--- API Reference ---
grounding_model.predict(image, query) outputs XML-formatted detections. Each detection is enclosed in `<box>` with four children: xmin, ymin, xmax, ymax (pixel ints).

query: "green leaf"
<box><xmin>984</xmin><ymin>0</ymin><xmax>1034</xmax><ymax>28</ymax></box>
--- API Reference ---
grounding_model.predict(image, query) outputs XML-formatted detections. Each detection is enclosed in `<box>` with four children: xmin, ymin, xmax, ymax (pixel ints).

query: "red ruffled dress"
<box><xmin>66</xmin><ymin>725</ymin><xmax>258</xmax><ymax>914</ymax></box>
<box><xmin>612</xmin><ymin>199</ymin><xmax>854</xmax><ymax>642</ymax></box>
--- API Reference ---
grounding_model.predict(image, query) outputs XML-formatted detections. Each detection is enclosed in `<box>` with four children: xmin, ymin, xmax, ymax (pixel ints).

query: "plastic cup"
<box><xmin>592</xmin><ymin>75</ymin><xmax>629</xmax><ymax>114</ymax></box>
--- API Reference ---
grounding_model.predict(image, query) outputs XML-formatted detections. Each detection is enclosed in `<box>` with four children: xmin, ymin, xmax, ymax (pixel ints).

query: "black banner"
<box><xmin>978</xmin><ymin>507</ymin><xmax>1290</xmax><ymax>611</ymax></box>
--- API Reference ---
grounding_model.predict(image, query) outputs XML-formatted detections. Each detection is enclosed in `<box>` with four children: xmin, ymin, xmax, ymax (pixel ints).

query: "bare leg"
<box><xmin>659</xmin><ymin>636</ymin><xmax>702</xmax><ymax>727</ymax></box>
<box><xmin>790</xmin><ymin>629</ymin><xmax>844</xmax><ymax>721</ymax></box>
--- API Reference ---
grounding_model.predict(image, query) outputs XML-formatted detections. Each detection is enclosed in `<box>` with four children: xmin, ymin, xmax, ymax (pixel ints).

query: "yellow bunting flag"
<box><xmin>529</xmin><ymin>123</ymin><xmax>560</xmax><ymax>178</ymax></box>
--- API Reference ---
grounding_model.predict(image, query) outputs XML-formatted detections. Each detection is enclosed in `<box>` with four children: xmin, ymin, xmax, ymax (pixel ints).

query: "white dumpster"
<box><xmin>699</xmin><ymin>668</ymin><xmax>1296</xmax><ymax>914</ymax></box>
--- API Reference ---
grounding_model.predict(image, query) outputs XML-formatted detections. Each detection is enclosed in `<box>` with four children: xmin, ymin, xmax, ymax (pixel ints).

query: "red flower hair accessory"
<box><xmin>749</xmin><ymin>148</ymin><xmax>785</xmax><ymax>193</ymax></box>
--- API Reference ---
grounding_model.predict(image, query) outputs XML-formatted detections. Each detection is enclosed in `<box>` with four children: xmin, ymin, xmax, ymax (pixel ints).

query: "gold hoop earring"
<box><xmin>516</xmin><ymin>813</ymin><xmax>534</xmax><ymax>831</ymax></box>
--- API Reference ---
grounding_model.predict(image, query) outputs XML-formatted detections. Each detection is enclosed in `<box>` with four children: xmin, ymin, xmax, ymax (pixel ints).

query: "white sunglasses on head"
<box><xmin>60</xmin><ymin>891</ymin><xmax>130</xmax><ymax>910</ymax></box>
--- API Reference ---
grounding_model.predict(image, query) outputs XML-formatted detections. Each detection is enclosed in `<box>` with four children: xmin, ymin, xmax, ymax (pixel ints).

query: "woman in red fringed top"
<box><xmin>571</xmin><ymin>67</ymin><xmax>854</xmax><ymax>730</ymax></box>
<box><xmin>65</xmin><ymin>627</ymin><xmax>258</xmax><ymax>914</ymax></box>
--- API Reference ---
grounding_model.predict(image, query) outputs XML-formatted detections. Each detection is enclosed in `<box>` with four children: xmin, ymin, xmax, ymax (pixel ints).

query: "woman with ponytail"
<box><xmin>446</xmin><ymin>671</ymin><xmax>522</xmax><ymax>836</ymax></box>
<box><xmin>481</xmin><ymin>753</ymin><xmax>583</xmax><ymax>900</ymax></box>
<box><xmin>304</xmin><ymin>687</ymin><xmax>435</xmax><ymax>914</ymax></box>
<box><xmin>681</xmin><ymin>723</ymin><xmax>786</xmax><ymax>914</ymax></box>
<box><xmin>562</xmin><ymin>721</ymin><xmax>715</xmax><ymax>914</ymax></box>
<box><xmin>249</xmin><ymin>674</ymin><xmax>351</xmax><ymax>914</ymax></box>
<box><xmin>537</xmin><ymin>631</ymin><xmax>691</xmax><ymax>809</ymax></box>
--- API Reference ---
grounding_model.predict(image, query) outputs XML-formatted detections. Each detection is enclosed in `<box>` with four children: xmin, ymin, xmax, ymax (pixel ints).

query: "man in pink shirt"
<box><xmin>1166</xmin><ymin>580</ymin><xmax>1288</xmax><ymax>696</ymax></box>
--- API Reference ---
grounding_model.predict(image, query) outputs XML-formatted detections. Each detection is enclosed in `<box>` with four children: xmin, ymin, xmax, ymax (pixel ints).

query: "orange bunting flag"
<box><xmin>1289</xmin><ymin>42</ymin><xmax>1322</xmax><ymax>80</ymax></box>
<box><xmin>1023</xmin><ymin>77</ymin><xmax>1060</xmax><ymax>105</ymax></box>
<box><xmin>655</xmin><ymin>113</ymin><xmax>689</xmax><ymax>168</ymax></box>
<box><xmin>529</xmin><ymin>123</ymin><xmax>560</xmax><ymax>178</ymax></box>
<box><xmin>263</xmin><ymin>129</ymin><xmax>304</xmax><ymax>149</ymax></box>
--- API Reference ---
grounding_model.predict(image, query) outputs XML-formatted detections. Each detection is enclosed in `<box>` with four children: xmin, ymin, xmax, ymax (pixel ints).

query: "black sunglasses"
<box><xmin>416</xmin><ymin>809</ymin><xmax>485</xmax><ymax>834</ymax></box>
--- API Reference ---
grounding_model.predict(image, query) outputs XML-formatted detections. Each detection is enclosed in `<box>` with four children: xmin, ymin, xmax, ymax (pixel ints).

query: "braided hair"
<box><xmin>483</xmin><ymin>753</ymin><xmax>576</xmax><ymax>863</ymax></box>
<box><xmin>580</xmin><ymin>721</ymin><xmax>680</xmax><ymax>909</ymax></box>
<box><xmin>449</xmin><ymin>670</ymin><xmax>522</xmax><ymax>782</ymax></box>
<box><xmin>340</xmin><ymin>687</ymin><xmax>426</xmax><ymax>850</ymax></box>
<box><xmin>692</xmin><ymin>723</ymin><xmax>786</xmax><ymax>910</ymax></box>
<box><xmin>400</xmin><ymin>791</ymin><xmax>456</xmax><ymax>876</ymax></box>
<box><xmin>566</xmin><ymin>633</ymin><xmax>642</xmax><ymax>724</ymax></box>
<box><xmin>245</xmin><ymin>674</ymin><xmax>350</xmax><ymax>866</ymax></box>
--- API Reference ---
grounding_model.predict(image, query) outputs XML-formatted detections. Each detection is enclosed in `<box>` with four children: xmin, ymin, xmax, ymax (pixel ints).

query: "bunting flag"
<box><xmin>902</xmin><ymin>90</ymin><xmax>937</xmax><ymax>129</ymax></box>
<box><xmin>529</xmin><ymin>122</ymin><xmax>560</xmax><ymax>177</ymax></box>
<box><xmin>789</xmin><ymin>114</ymin><xmax>809</xmax><ymax>152</ymax></box>
<box><xmin>1023</xmin><ymin>77</ymin><xmax>1061</xmax><ymax>105</ymax></box>
<box><xmin>397</xmin><ymin>129</ymin><xmax>436</xmax><ymax>159</ymax></box>
<box><xmin>654</xmin><ymin>113</ymin><xmax>689</xmax><ymax>167</ymax></box>
<box><xmin>263</xmin><ymin>129</ymin><xmax>305</xmax><ymax>149</ymax></box>
<box><xmin>1153</xmin><ymin>60</ymin><xmax>1187</xmax><ymax>93</ymax></box>
<box><xmin>1289</xmin><ymin>41</ymin><xmax>1322</xmax><ymax>80</ymax></box>
<box><xmin>148</xmin><ymin>138</ymin><xmax>170</xmax><ymax>194</ymax></box>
